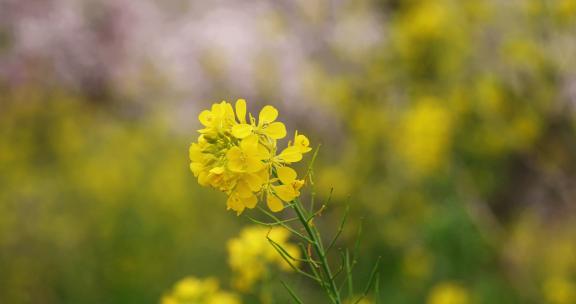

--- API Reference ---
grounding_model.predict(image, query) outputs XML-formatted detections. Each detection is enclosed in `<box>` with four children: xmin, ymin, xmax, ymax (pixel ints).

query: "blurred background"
<box><xmin>2</xmin><ymin>0</ymin><xmax>576</xmax><ymax>303</ymax></box>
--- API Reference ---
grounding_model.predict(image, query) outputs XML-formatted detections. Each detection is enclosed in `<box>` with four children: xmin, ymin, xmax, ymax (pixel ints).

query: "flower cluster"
<box><xmin>227</xmin><ymin>226</ymin><xmax>300</xmax><ymax>291</ymax></box>
<box><xmin>161</xmin><ymin>277</ymin><xmax>240</xmax><ymax>304</ymax></box>
<box><xmin>427</xmin><ymin>282</ymin><xmax>469</xmax><ymax>304</ymax></box>
<box><xmin>189</xmin><ymin>99</ymin><xmax>312</xmax><ymax>214</ymax></box>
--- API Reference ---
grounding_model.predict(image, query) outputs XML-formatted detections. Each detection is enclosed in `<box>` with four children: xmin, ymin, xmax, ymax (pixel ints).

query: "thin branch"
<box><xmin>353</xmin><ymin>256</ymin><xmax>381</xmax><ymax>304</ymax></box>
<box><xmin>298</xmin><ymin>242</ymin><xmax>320</xmax><ymax>268</ymax></box>
<box><xmin>327</xmin><ymin>203</ymin><xmax>350</xmax><ymax>252</ymax></box>
<box><xmin>330</xmin><ymin>249</ymin><xmax>346</xmax><ymax>281</ymax></box>
<box><xmin>245</xmin><ymin>215</ymin><xmax>299</xmax><ymax>226</ymax></box>
<box><xmin>281</xmin><ymin>280</ymin><xmax>304</xmax><ymax>304</ymax></box>
<box><xmin>306</xmin><ymin>204</ymin><xmax>327</xmax><ymax>223</ymax></box>
<box><xmin>351</xmin><ymin>218</ymin><xmax>364</xmax><ymax>266</ymax></box>
<box><xmin>267</xmin><ymin>236</ymin><xmax>321</xmax><ymax>283</ymax></box>
<box><xmin>257</xmin><ymin>206</ymin><xmax>314</xmax><ymax>243</ymax></box>
<box><xmin>293</xmin><ymin>201</ymin><xmax>341</xmax><ymax>303</ymax></box>
<box><xmin>305</xmin><ymin>145</ymin><xmax>321</xmax><ymax>213</ymax></box>
<box><xmin>304</xmin><ymin>144</ymin><xmax>321</xmax><ymax>180</ymax></box>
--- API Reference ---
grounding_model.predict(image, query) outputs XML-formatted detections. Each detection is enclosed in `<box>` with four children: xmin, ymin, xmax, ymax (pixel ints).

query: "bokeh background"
<box><xmin>2</xmin><ymin>0</ymin><xmax>576</xmax><ymax>303</ymax></box>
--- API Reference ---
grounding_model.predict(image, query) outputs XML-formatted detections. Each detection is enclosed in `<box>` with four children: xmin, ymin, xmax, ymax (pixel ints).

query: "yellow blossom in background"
<box><xmin>544</xmin><ymin>276</ymin><xmax>576</xmax><ymax>304</ymax></box>
<box><xmin>427</xmin><ymin>282</ymin><xmax>470</xmax><ymax>304</ymax></box>
<box><xmin>161</xmin><ymin>277</ymin><xmax>240</xmax><ymax>304</ymax></box>
<box><xmin>227</xmin><ymin>226</ymin><xmax>300</xmax><ymax>292</ymax></box>
<box><xmin>344</xmin><ymin>297</ymin><xmax>374</xmax><ymax>304</ymax></box>
<box><xmin>402</xmin><ymin>246</ymin><xmax>432</xmax><ymax>282</ymax></box>
<box><xmin>400</xmin><ymin>0</ymin><xmax>448</xmax><ymax>40</ymax></box>
<box><xmin>505</xmin><ymin>214</ymin><xmax>576</xmax><ymax>303</ymax></box>
<box><xmin>189</xmin><ymin>99</ymin><xmax>312</xmax><ymax>215</ymax></box>
<box><xmin>394</xmin><ymin>97</ymin><xmax>454</xmax><ymax>177</ymax></box>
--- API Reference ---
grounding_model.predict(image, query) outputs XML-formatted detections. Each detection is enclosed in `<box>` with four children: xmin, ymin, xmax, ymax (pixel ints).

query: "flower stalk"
<box><xmin>292</xmin><ymin>199</ymin><xmax>342</xmax><ymax>304</ymax></box>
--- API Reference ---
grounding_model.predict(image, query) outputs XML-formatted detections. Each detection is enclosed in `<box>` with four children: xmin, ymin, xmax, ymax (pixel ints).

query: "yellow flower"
<box><xmin>198</xmin><ymin>101</ymin><xmax>235</xmax><ymax>135</ymax></box>
<box><xmin>189</xmin><ymin>99</ymin><xmax>312</xmax><ymax>214</ymax></box>
<box><xmin>293</xmin><ymin>131</ymin><xmax>312</xmax><ymax>153</ymax></box>
<box><xmin>276</xmin><ymin>146</ymin><xmax>303</xmax><ymax>163</ymax></box>
<box><xmin>232</xmin><ymin>104</ymin><xmax>287</xmax><ymax>139</ymax></box>
<box><xmin>235</xmin><ymin>99</ymin><xmax>247</xmax><ymax>123</ymax></box>
<box><xmin>544</xmin><ymin>276</ymin><xmax>576</xmax><ymax>304</ymax></box>
<box><xmin>344</xmin><ymin>298</ymin><xmax>374</xmax><ymax>304</ymax></box>
<box><xmin>161</xmin><ymin>276</ymin><xmax>240</xmax><ymax>304</ymax></box>
<box><xmin>267</xmin><ymin>166</ymin><xmax>304</xmax><ymax>211</ymax></box>
<box><xmin>227</xmin><ymin>226</ymin><xmax>300</xmax><ymax>292</ymax></box>
<box><xmin>394</xmin><ymin>97</ymin><xmax>453</xmax><ymax>177</ymax></box>
<box><xmin>427</xmin><ymin>282</ymin><xmax>470</xmax><ymax>304</ymax></box>
<box><xmin>257</xmin><ymin>105</ymin><xmax>287</xmax><ymax>139</ymax></box>
<box><xmin>226</xmin><ymin>191</ymin><xmax>257</xmax><ymax>215</ymax></box>
<box><xmin>226</xmin><ymin>135</ymin><xmax>269</xmax><ymax>173</ymax></box>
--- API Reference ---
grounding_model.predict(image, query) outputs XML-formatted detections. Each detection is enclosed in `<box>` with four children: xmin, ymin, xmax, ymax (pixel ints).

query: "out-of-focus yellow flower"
<box><xmin>401</xmin><ymin>0</ymin><xmax>448</xmax><ymax>40</ymax></box>
<box><xmin>344</xmin><ymin>297</ymin><xmax>374</xmax><ymax>304</ymax></box>
<box><xmin>161</xmin><ymin>276</ymin><xmax>240</xmax><ymax>304</ymax></box>
<box><xmin>394</xmin><ymin>97</ymin><xmax>454</xmax><ymax>177</ymax></box>
<box><xmin>189</xmin><ymin>99</ymin><xmax>312</xmax><ymax>215</ymax></box>
<box><xmin>557</xmin><ymin>0</ymin><xmax>576</xmax><ymax>20</ymax></box>
<box><xmin>402</xmin><ymin>246</ymin><xmax>432</xmax><ymax>281</ymax></box>
<box><xmin>227</xmin><ymin>226</ymin><xmax>300</xmax><ymax>292</ymax></box>
<box><xmin>544</xmin><ymin>276</ymin><xmax>576</xmax><ymax>304</ymax></box>
<box><xmin>427</xmin><ymin>282</ymin><xmax>470</xmax><ymax>304</ymax></box>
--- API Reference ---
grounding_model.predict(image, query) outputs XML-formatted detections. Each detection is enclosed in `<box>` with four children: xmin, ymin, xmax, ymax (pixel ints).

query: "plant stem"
<box><xmin>293</xmin><ymin>200</ymin><xmax>342</xmax><ymax>304</ymax></box>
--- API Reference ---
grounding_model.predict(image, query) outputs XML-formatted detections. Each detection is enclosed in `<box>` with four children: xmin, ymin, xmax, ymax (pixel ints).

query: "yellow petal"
<box><xmin>210</xmin><ymin>166</ymin><xmax>225</xmax><ymax>174</ymax></box>
<box><xmin>264</xmin><ymin>122</ymin><xmax>286</xmax><ymax>139</ymax></box>
<box><xmin>259</xmin><ymin>105</ymin><xmax>278</xmax><ymax>125</ymax></box>
<box><xmin>232</xmin><ymin>123</ymin><xmax>253</xmax><ymax>138</ymax></box>
<box><xmin>240</xmin><ymin>135</ymin><xmax>259</xmax><ymax>151</ymax></box>
<box><xmin>273</xmin><ymin>184</ymin><xmax>298</xmax><ymax>202</ymax></box>
<box><xmin>227</xmin><ymin>195</ymin><xmax>245</xmax><ymax>215</ymax></box>
<box><xmin>223</xmin><ymin>102</ymin><xmax>235</xmax><ymax>119</ymax></box>
<box><xmin>256</xmin><ymin>168</ymin><xmax>270</xmax><ymax>185</ymax></box>
<box><xmin>293</xmin><ymin>179</ymin><xmax>305</xmax><ymax>191</ymax></box>
<box><xmin>255</xmin><ymin>144</ymin><xmax>270</xmax><ymax>160</ymax></box>
<box><xmin>242</xmin><ymin>194</ymin><xmax>258</xmax><ymax>209</ymax></box>
<box><xmin>267</xmin><ymin>194</ymin><xmax>284</xmax><ymax>212</ymax></box>
<box><xmin>211</xmin><ymin>103</ymin><xmax>223</xmax><ymax>116</ymax></box>
<box><xmin>226</xmin><ymin>147</ymin><xmax>245</xmax><ymax>172</ymax></box>
<box><xmin>244</xmin><ymin>173</ymin><xmax>265</xmax><ymax>192</ymax></box>
<box><xmin>235</xmin><ymin>181</ymin><xmax>253</xmax><ymax>198</ymax></box>
<box><xmin>189</xmin><ymin>162</ymin><xmax>203</xmax><ymax>176</ymax></box>
<box><xmin>198</xmin><ymin>171</ymin><xmax>210</xmax><ymax>186</ymax></box>
<box><xmin>235</xmin><ymin>99</ymin><xmax>247</xmax><ymax>123</ymax></box>
<box><xmin>277</xmin><ymin>166</ymin><xmax>297</xmax><ymax>185</ymax></box>
<box><xmin>198</xmin><ymin>110</ymin><xmax>212</xmax><ymax>126</ymax></box>
<box><xmin>244</xmin><ymin>156</ymin><xmax>264</xmax><ymax>173</ymax></box>
<box><xmin>278</xmin><ymin>146</ymin><xmax>303</xmax><ymax>163</ymax></box>
<box><xmin>295</xmin><ymin>134</ymin><xmax>312</xmax><ymax>153</ymax></box>
<box><xmin>189</xmin><ymin>143</ymin><xmax>203</xmax><ymax>161</ymax></box>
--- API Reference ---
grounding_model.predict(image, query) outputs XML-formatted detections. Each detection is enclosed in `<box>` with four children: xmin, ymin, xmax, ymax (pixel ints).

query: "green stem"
<box><xmin>293</xmin><ymin>200</ymin><xmax>342</xmax><ymax>304</ymax></box>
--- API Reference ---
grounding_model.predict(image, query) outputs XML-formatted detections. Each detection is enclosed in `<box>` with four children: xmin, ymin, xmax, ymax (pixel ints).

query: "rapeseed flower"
<box><xmin>161</xmin><ymin>276</ymin><xmax>240</xmax><ymax>304</ymax></box>
<box><xmin>544</xmin><ymin>276</ymin><xmax>576</xmax><ymax>304</ymax></box>
<box><xmin>227</xmin><ymin>226</ymin><xmax>300</xmax><ymax>292</ymax></box>
<box><xmin>189</xmin><ymin>99</ymin><xmax>312</xmax><ymax>215</ymax></box>
<box><xmin>394</xmin><ymin>97</ymin><xmax>453</xmax><ymax>177</ymax></box>
<box><xmin>427</xmin><ymin>282</ymin><xmax>470</xmax><ymax>304</ymax></box>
